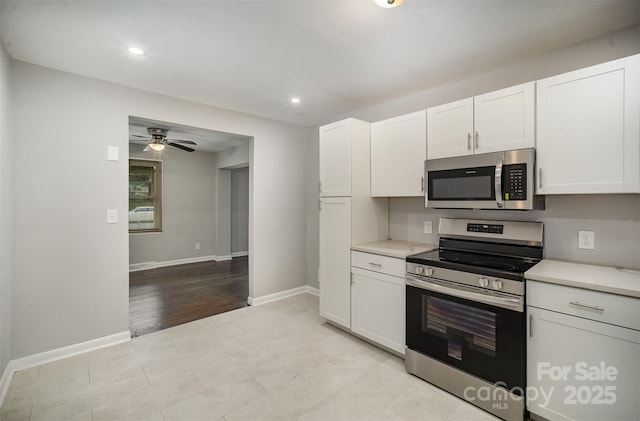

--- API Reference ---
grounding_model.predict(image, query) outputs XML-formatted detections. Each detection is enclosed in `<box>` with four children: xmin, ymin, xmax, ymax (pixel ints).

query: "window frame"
<box><xmin>128</xmin><ymin>158</ymin><xmax>163</xmax><ymax>233</ymax></box>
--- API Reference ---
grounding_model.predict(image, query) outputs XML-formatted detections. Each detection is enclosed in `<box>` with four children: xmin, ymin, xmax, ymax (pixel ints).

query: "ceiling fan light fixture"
<box><xmin>149</xmin><ymin>142</ymin><xmax>165</xmax><ymax>151</ymax></box>
<box><xmin>374</xmin><ymin>0</ymin><xmax>404</xmax><ymax>8</ymax></box>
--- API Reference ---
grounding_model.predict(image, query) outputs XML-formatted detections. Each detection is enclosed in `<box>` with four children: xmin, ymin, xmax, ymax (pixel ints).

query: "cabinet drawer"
<box><xmin>351</xmin><ymin>251</ymin><xmax>405</xmax><ymax>278</ymax></box>
<box><xmin>527</xmin><ymin>280</ymin><xmax>640</xmax><ymax>331</ymax></box>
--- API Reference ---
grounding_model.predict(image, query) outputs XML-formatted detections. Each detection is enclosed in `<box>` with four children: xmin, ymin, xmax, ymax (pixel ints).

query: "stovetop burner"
<box><xmin>406</xmin><ymin>218</ymin><xmax>544</xmax><ymax>291</ymax></box>
<box><xmin>407</xmin><ymin>248</ymin><xmax>539</xmax><ymax>281</ymax></box>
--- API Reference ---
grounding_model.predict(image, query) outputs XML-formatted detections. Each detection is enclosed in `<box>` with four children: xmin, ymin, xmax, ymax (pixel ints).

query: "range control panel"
<box><xmin>503</xmin><ymin>163</ymin><xmax>527</xmax><ymax>201</ymax></box>
<box><xmin>466</xmin><ymin>223</ymin><xmax>504</xmax><ymax>234</ymax></box>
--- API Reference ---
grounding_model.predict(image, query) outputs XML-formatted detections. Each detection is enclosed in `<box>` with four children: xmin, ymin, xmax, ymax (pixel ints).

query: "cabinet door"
<box><xmin>319</xmin><ymin>120</ymin><xmax>352</xmax><ymax>196</ymax></box>
<box><xmin>319</xmin><ymin>197</ymin><xmax>351</xmax><ymax>328</ymax></box>
<box><xmin>536</xmin><ymin>55</ymin><xmax>640</xmax><ymax>194</ymax></box>
<box><xmin>527</xmin><ymin>306</ymin><xmax>640</xmax><ymax>421</ymax></box>
<box><xmin>351</xmin><ymin>267</ymin><xmax>405</xmax><ymax>354</ymax></box>
<box><xmin>371</xmin><ymin>110</ymin><xmax>427</xmax><ymax>197</ymax></box>
<box><xmin>474</xmin><ymin>82</ymin><xmax>535</xmax><ymax>154</ymax></box>
<box><xmin>427</xmin><ymin>98</ymin><xmax>474</xmax><ymax>159</ymax></box>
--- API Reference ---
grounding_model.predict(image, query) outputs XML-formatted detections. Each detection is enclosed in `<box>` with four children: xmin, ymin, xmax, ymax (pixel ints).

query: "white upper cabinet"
<box><xmin>427</xmin><ymin>98</ymin><xmax>474</xmax><ymax>159</ymax></box>
<box><xmin>473</xmin><ymin>82</ymin><xmax>535</xmax><ymax>154</ymax></box>
<box><xmin>319</xmin><ymin>119</ymin><xmax>353</xmax><ymax>196</ymax></box>
<box><xmin>371</xmin><ymin>110</ymin><xmax>427</xmax><ymax>197</ymax></box>
<box><xmin>427</xmin><ymin>82</ymin><xmax>535</xmax><ymax>159</ymax></box>
<box><xmin>536</xmin><ymin>54</ymin><xmax>640</xmax><ymax>194</ymax></box>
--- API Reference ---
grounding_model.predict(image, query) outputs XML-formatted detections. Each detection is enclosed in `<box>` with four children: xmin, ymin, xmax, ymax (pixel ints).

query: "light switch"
<box><xmin>107</xmin><ymin>209</ymin><xmax>118</xmax><ymax>224</ymax></box>
<box><xmin>107</xmin><ymin>146</ymin><xmax>119</xmax><ymax>161</ymax></box>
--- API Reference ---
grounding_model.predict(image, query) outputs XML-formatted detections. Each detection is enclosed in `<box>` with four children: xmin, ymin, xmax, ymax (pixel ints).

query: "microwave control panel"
<box><xmin>503</xmin><ymin>164</ymin><xmax>527</xmax><ymax>201</ymax></box>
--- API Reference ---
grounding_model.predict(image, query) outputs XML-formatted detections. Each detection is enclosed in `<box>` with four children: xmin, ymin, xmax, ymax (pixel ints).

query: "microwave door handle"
<box><xmin>495</xmin><ymin>158</ymin><xmax>504</xmax><ymax>208</ymax></box>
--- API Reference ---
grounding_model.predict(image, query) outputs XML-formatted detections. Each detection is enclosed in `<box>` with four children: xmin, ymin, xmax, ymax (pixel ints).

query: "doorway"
<box><xmin>128</xmin><ymin>116</ymin><xmax>251</xmax><ymax>337</ymax></box>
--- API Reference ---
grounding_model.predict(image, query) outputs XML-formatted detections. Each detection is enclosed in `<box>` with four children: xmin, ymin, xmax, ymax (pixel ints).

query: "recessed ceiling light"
<box><xmin>375</xmin><ymin>0</ymin><xmax>404</xmax><ymax>8</ymax></box>
<box><xmin>128</xmin><ymin>46</ymin><xmax>145</xmax><ymax>56</ymax></box>
<box><xmin>290</xmin><ymin>97</ymin><xmax>301</xmax><ymax>104</ymax></box>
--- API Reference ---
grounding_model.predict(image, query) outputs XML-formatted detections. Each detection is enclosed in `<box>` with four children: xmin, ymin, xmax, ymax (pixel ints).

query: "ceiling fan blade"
<box><xmin>143</xmin><ymin>145</ymin><xmax>151</xmax><ymax>152</ymax></box>
<box><xmin>168</xmin><ymin>142</ymin><xmax>195</xmax><ymax>152</ymax></box>
<box><xmin>166</xmin><ymin>138</ymin><xmax>197</xmax><ymax>145</ymax></box>
<box><xmin>130</xmin><ymin>134</ymin><xmax>148</xmax><ymax>139</ymax></box>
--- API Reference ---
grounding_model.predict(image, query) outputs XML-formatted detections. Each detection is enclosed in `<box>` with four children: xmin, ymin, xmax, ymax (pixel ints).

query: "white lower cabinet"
<box><xmin>350</xmin><ymin>251</ymin><xmax>405</xmax><ymax>355</ymax></box>
<box><xmin>351</xmin><ymin>267</ymin><xmax>405</xmax><ymax>355</ymax></box>
<box><xmin>526</xmin><ymin>281</ymin><xmax>640</xmax><ymax>421</ymax></box>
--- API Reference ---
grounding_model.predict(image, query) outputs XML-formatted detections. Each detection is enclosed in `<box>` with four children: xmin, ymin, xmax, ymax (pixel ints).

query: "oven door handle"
<box><xmin>406</xmin><ymin>275</ymin><xmax>524</xmax><ymax>312</ymax></box>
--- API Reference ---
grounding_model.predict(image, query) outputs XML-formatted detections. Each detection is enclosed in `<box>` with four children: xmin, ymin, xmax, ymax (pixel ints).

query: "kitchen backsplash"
<box><xmin>389</xmin><ymin>194</ymin><xmax>640</xmax><ymax>270</ymax></box>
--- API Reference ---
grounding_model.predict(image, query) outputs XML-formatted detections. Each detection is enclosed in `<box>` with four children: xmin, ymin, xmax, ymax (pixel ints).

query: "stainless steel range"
<box><xmin>405</xmin><ymin>218</ymin><xmax>543</xmax><ymax>421</ymax></box>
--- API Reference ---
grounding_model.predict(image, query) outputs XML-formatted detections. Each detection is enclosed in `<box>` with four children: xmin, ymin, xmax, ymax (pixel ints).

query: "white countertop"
<box><xmin>525</xmin><ymin>259</ymin><xmax>640</xmax><ymax>298</ymax></box>
<box><xmin>351</xmin><ymin>240</ymin><xmax>437</xmax><ymax>259</ymax></box>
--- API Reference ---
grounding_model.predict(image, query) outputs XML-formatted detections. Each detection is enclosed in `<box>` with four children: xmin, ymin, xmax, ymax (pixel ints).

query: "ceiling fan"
<box><xmin>130</xmin><ymin>128</ymin><xmax>197</xmax><ymax>152</ymax></box>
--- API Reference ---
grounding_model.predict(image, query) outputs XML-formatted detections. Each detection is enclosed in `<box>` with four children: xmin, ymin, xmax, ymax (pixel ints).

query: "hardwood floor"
<box><xmin>129</xmin><ymin>257</ymin><xmax>249</xmax><ymax>338</ymax></box>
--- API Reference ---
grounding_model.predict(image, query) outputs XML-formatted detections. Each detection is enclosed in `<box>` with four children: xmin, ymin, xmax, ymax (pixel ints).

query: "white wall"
<box><xmin>348</xmin><ymin>25</ymin><xmax>640</xmax><ymax>125</ymax></box>
<box><xmin>218</xmin><ymin>143</ymin><xmax>250</xmax><ymax>168</ymax></box>
<box><xmin>306</xmin><ymin>25</ymin><xmax>640</xmax><ymax>286</ymax></box>
<box><xmin>231</xmin><ymin>167</ymin><xmax>249</xmax><ymax>254</ymax></box>
<box><xmin>129</xmin><ymin>145</ymin><xmax>218</xmax><ymax>265</ymax></box>
<box><xmin>306</xmin><ymin>127</ymin><xmax>320</xmax><ymax>289</ymax></box>
<box><xmin>11</xmin><ymin>61</ymin><xmax>308</xmax><ymax>358</ymax></box>
<box><xmin>0</xmin><ymin>39</ymin><xmax>12</xmax><ymax>378</ymax></box>
<box><xmin>389</xmin><ymin>196</ymin><xmax>640</xmax><ymax>270</ymax></box>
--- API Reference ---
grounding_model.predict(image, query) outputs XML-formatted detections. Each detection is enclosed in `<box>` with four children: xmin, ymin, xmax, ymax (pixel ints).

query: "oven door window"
<box><xmin>406</xmin><ymin>285</ymin><xmax>524</xmax><ymax>392</ymax></box>
<box><xmin>426</xmin><ymin>296</ymin><xmax>496</xmax><ymax>358</ymax></box>
<box><xmin>428</xmin><ymin>166</ymin><xmax>495</xmax><ymax>201</ymax></box>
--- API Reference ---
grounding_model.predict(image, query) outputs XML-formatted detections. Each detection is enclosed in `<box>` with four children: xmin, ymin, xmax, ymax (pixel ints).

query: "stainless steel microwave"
<box><xmin>424</xmin><ymin>148</ymin><xmax>545</xmax><ymax>210</ymax></box>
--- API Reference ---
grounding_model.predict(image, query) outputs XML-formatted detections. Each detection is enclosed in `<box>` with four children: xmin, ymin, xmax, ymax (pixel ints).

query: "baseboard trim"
<box><xmin>231</xmin><ymin>251</ymin><xmax>249</xmax><ymax>258</ymax></box>
<box><xmin>248</xmin><ymin>285</ymin><xmax>318</xmax><ymax>306</ymax></box>
<box><xmin>214</xmin><ymin>255</ymin><xmax>232</xmax><ymax>262</ymax></box>
<box><xmin>0</xmin><ymin>330</ymin><xmax>131</xmax><ymax>407</ymax></box>
<box><xmin>0</xmin><ymin>360</ymin><xmax>15</xmax><ymax>410</ymax></box>
<box><xmin>129</xmin><ymin>255</ymin><xmax>217</xmax><ymax>272</ymax></box>
<box><xmin>129</xmin><ymin>262</ymin><xmax>157</xmax><ymax>271</ymax></box>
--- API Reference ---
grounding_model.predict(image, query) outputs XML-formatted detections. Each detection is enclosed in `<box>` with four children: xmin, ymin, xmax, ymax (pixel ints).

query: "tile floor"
<box><xmin>0</xmin><ymin>293</ymin><xmax>498</xmax><ymax>421</ymax></box>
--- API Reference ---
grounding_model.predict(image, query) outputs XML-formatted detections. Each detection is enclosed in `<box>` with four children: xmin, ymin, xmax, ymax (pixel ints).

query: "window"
<box><xmin>129</xmin><ymin>159</ymin><xmax>162</xmax><ymax>232</ymax></box>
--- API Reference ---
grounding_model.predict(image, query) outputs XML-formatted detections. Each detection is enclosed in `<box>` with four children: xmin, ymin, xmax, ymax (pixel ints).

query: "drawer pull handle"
<box><xmin>569</xmin><ymin>301</ymin><xmax>604</xmax><ymax>312</ymax></box>
<box><xmin>368</xmin><ymin>262</ymin><xmax>382</xmax><ymax>267</ymax></box>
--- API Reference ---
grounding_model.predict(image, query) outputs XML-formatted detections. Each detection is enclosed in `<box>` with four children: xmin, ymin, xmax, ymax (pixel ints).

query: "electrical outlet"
<box><xmin>424</xmin><ymin>221</ymin><xmax>433</xmax><ymax>234</ymax></box>
<box><xmin>578</xmin><ymin>231</ymin><xmax>595</xmax><ymax>250</ymax></box>
<box><xmin>195</xmin><ymin>243</ymin><xmax>201</xmax><ymax>250</ymax></box>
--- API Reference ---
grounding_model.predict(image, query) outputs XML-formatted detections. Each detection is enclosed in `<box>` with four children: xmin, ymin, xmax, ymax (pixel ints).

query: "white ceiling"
<box><xmin>2</xmin><ymin>1</ymin><xmax>639</xmax><ymax>127</ymax></box>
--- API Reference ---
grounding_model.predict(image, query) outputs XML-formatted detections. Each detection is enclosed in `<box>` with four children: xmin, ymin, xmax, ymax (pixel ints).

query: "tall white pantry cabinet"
<box><xmin>318</xmin><ymin>118</ymin><xmax>388</xmax><ymax>329</ymax></box>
